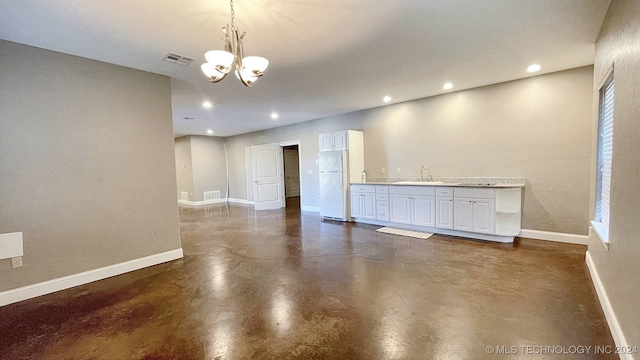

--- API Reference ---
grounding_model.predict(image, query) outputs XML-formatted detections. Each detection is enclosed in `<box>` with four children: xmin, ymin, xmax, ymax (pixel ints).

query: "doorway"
<box><xmin>282</xmin><ymin>145</ymin><xmax>300</xmax><ymax>208</ymax></box>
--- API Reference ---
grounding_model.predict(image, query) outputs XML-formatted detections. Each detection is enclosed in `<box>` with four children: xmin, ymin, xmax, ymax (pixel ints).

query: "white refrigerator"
<box><xmin>319</xmin><ymin>151</ymin><xmax>349</xmax><ymax>221</ymax></box>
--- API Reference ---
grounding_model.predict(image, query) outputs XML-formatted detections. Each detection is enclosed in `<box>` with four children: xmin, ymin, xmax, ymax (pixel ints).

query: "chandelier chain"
<box><xmin>230</xmin><ymin>0</ymin><xmax>235</xmax><ymax>27</ymax></box>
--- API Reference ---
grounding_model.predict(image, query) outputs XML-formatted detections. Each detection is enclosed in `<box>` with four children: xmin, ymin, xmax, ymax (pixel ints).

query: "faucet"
<box><xmin>420</xmin><ymin>165</ymin><xmax>433</xmax><ymax>182</ymax></box>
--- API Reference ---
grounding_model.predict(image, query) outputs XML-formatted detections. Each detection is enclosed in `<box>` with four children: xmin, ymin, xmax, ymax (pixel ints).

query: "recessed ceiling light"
<box><xmin>271</xmin><ymin>113</ymin><xmax>279</xmax><ymax>119</ymax></box>
<box><xmin>443</xmin><ymin>83</ymin><xmax>453</xmax><ymax>90</ymax></box>
<box><xmin>207</xmin><ymin>129</ymin><xmax>214</xmax><ymax>135</ymax></box>
<box><xmin>203</xmin><ymin>101</ymin><xmax>212</xmax><ymax>108</ymax></box>
<box><xmin>383</xmin><ymin>96</ymin><xmax>391</xmax><ymax>103</ymax></box>
<box><xmin>527</xmin><ymin>64</ymin><xmax>541</xmax><ymax>73</ymax></box>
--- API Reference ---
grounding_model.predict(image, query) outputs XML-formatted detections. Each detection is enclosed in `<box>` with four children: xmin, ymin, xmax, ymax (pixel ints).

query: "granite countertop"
<box><xmin>351</xmin><ymin>177</ymin><xmax>525</xmax><ymax>188</ymax></box>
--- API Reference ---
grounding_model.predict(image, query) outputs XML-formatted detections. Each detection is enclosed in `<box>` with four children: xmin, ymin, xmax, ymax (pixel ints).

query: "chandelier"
<box><xmin>201</xmin><ymin>0</ymin><xmax>269</xmax><ymax>87</ymax></box>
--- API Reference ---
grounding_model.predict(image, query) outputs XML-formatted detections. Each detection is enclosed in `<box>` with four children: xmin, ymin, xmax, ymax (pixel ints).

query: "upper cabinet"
<box><xmin>319</xmin><ymin>130</ymin><xmax>351</xmax><ymax>151</ymax></box>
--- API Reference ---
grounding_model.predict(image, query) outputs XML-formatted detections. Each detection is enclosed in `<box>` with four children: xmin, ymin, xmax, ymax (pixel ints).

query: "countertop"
<box><xmin>350</xmin><ymin>181</ymin><xmax>525</xmax><ymax>189</ymax></box>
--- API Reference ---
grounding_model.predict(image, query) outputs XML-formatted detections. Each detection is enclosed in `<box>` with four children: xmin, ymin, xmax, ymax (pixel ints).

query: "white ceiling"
<box><xmin>0</xmin><ymin>0</ymin><xmax>611</xmax><ymax>137</ymax></box>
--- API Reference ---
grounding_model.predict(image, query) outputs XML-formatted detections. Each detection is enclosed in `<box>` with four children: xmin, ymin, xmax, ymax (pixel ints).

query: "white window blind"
<box><xmin>595</xmin><ymin>74</ymin><xmax>614</xmax><ymax>236</ymax></box>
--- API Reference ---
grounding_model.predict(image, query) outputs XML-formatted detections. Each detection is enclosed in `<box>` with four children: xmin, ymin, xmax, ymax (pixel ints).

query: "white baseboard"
<box><xmin>585</xmin><ymin>251</ymin><xmax>634</xmax><ymax>360</ymax></box>
<box><xmin>518</xmin><ymin>229</ymin><xmax>588</xmax><ymax>245</ymax></box>
<box><xmin>178</xmin><ymin>198</ymin><xmax>227</xmax><ymax>206</ymax></box>
<box><xmin>301</xmin><ymin>205</ymin><xmax>320</xmax><ymax>212</ymax></box>
<box><xmin>227</xmin><ymin>198</ymin><xmax>254</xmax><ymax>205</ymax></box>
<box><xmin>0</xmin><ymin>248</ymin><xmax>183</xmax><ymax>307</ymax></box>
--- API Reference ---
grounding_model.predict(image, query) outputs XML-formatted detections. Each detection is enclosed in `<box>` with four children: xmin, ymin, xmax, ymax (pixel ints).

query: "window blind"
<box><xmin>596</xmin><ymin>76</ymin><xmax>614</xmax><ymax>234</ymax></box>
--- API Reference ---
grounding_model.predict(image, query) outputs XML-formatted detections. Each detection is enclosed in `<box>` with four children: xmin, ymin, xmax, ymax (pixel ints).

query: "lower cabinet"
<box><xmin>350</xmin><ymin>184</ymin><xmax>520</xmax><ymax>242</ymax></box>
<box><xmin>389</xmin><ymin>187</ymin><xmax>435</xmax><ymax>227</ymax></box>
<box><xmin>435</xmin><ymin>196</ymin><xmax>454</xmax><ymax>229</ymax></box>
<box><xmin>453</xmin><ymin>197</ymin><xmax>495</xmax><ymax>234</ymax></box>
<box><xmin>351</xmin><ymin>191</ymin><xmax>376</xmax><ymax>219</ymax></box>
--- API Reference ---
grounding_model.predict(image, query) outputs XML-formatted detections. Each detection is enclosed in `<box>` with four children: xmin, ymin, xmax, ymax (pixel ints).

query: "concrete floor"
<box><xmin>0</xmin><ymin>198</ymin><xmax>615</xmax><ymax>359</ymax></box>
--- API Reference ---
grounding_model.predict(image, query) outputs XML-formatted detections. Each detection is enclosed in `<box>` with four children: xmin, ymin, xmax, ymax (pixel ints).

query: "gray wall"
<box><xmin>588</xmin><ymin>0</ymin><xmax>640</xmax><ymax>346</ymax></box>
<box><xmin>0</xmin><ymin>40</ymin><xmax>182</xmax><ymax>291</ymax></box>
<box><xmin>226</xmin><ymin>66</ymin><xmax>594</xmax><ymax>234</ymax></box>
<box><xmin>190</xmin><ymin>136</ymin><xmax>228</xmax><ymax>201</ymax></box>
<box><xmin>173</xmin><ymin>136</ymin><xmax>228</xmax><ymax>201</ymax></box>
<box><xmin>174</xmin><ymin>136</ymin><xmax>194</xmax><ymax>200</ymax></box>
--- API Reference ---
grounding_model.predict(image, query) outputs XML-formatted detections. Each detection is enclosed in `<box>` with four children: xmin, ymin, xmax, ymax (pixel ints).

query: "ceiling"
<box><xmin>0</xmin><ymin>0</ymin><xmax>611</xmax><ymax>138</ymax></box>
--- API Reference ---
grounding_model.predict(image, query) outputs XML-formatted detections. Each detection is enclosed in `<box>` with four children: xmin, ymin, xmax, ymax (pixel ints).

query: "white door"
<box><xmin>252</xmin><ymin>144</ymin><xmax>284</xmax><ymax>210</ymax></box>
<box><xmin>390</xmin><ymin>194</ymin><xmax>411</xmax><ymax>224</ymax></box>
<box><xmin>473</xmin><ymin>199</ymin><xmax>495</xmax><ymax>234</ymax></box>
<box><xmin>454</xmin><ymin>197</ymin><xmax>473</xmax><ymax>231</ymax></box>
<box><xmin>412</xmin><ymin>195</ymin><xmax>435</xmax><ymax>227</ymax></box>
<box><xmin>435</xmin><ymin>197</ymin><xmax>453</xmax><ymax>229</ymax></box>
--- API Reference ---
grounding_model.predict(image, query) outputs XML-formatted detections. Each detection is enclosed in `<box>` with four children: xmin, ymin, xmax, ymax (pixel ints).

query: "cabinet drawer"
<box><xmin>376</xmin><ymin>193</ymin><xmax>389</xmax><ymax>201</ymax></box>
<box><xmin>454</xmin><ymin>187</ymin><xmax>494</xmax><ymax>199</ymax></box>
<box><xmin>377</xmin><ymin>201</ymin><xmax>389</xmax><ymax>211</ymax></box>
<box><xmin>436</xmin><ymin>187</ymin><xmax>453</xmax><ymax>197</ymax></box>
<box><xmin>350</xmin><ymin>185</ymin><xmax>375</xmax><ymax>193</ymax></box>
<box><xmin>389</xmin><ymin>185</ymin><xmax>435</xmax><ymax>196</ymax></box>
<box><xmin>376</xmin><ymin>211</ymin><xmax>390</xmax><ymax>222</ymax></box>
<box><xmin>376</xmin><ymin>186</ymin><xmax>389</xmax><ymax>194</ymax></box>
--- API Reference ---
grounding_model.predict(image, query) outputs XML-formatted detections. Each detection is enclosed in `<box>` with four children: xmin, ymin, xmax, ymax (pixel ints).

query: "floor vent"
<box><xmin>162</xmin><ymin>53</ymin><xmax>194</xmax><ymax>66</ymax></box>
<box><xmin>204</xmin><ymin>191</ymin><xmax>221</xmax><ymax>201</ymax></box>
<box><xmin>180</xmin><ymin>192</ymin><xmax>189</xmax><ymax>201</ymax></box>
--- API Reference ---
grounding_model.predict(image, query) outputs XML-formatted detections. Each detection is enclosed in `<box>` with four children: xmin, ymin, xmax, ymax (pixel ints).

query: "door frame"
<box><xmin>246</xmin><ymin>140</ymin><xmax>302</xmax><ymax>209</ymax></box>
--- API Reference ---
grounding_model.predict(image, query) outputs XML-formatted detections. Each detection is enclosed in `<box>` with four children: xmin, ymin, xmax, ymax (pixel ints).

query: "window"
<box><xmin>593</xmin><ymin>70</ymin><xmax>614</xmax><ymax>245</ymax></box>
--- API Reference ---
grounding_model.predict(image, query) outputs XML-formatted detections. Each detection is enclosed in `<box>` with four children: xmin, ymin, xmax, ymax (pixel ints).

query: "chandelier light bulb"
<box><xmin>201</xmin><ymin>0</ymin><xmax>268</xmax><ymax>87</ymax></box>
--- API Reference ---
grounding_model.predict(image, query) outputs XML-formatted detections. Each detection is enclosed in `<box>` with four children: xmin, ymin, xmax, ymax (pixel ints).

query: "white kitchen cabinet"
<box><xmin>435</xmin><ymin>187</ymin><xmax>454</xmax><ymax>229</ymax></box>
<box><xmin>453</xmin><ymin>189</ymin><xmax>495</xmax><ymax>234</ymax></box>
<box><xmin>376</xmin><ymin>186</ymin><xmax>390</xmax><ymax>221</ymax></box>
<box><xmin>412</xmin><ymin>195</ymin><xmax>435</xmax><ymax>227</ymax></box>
<box><xmin>350</xmin><ymin>185</ymin><xmax>376</xmax><ymax>219</ymax></box>
<box><xmin>389</xmin><ymin>186</ymin><xmax>435</xmax><ymax>226</ymax></box>
<box><xmin>319</xmin><ymin>130</ymin><xmax>349</xmax><ymax>151</ymax></box>
<box><xmin>454</xmin><ymin>197</ymin><xmax>474</xmax><ymax>232</ymax></box>
<box><xmin>436</xmin><ymin>196</ymin><xmax>454</xmax><ymax>229</ymax></box>
<box><xmin>473</xmin><ymin>199</ymin><xmax>495</xmax><ymax>234</ymax></box>
<box><xmin>390</xmin><ymin>194</ymin><xmax>411</xmax><ymax>224</ymax></box>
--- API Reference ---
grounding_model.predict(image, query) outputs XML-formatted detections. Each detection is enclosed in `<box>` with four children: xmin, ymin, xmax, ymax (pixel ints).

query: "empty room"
<box><xmin>1</xmin><ymin>0</ymin><xmax>638</xmax><ymax>359</ymax></box>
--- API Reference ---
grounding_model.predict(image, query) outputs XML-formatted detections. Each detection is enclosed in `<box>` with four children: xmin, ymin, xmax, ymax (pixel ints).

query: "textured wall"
<box><xmin>0</xmin><ymin>40</ymin><xmax>182</xmax><ymax>291</ymax></box>
<box><xmin>226</xmin><ymin>66</ymin><xmax>594</xmax><ymax>235</ymax></box>
<box><xmin>588</xmin><ymin>0</ymin><xmax>640</xmax><ymax>347</ymax></box>
<box><xmin>174</xmin><ymin>136</ymin><xmax>193</xmax><ymax>200</ymax></box>
<box><xmin>190</xmin><ymin>136</ymin><xmax>228</xmax><ymax>201</ymax></box>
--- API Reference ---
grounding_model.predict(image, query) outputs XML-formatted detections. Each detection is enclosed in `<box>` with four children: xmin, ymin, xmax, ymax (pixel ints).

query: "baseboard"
<box><xmin>0</xmin><ymin>248</ymin><xmax>183</xmax><ymax>307</ymax></box>
<box><xmin>518</xmin><ymin>229</ymin><xmax>588</xmax><ymax>245</ymax></box>
<box><xmin>178</xmin><ymin>198</ymin><xmax>227</xmax><ymax>206</ymax></box>
<box><xmin>227</xmin><ymin>198</ymin><xmax>254</xmax><ymax>205</ymax></box>
<box><xmin>586</xmin><ymin>251</ymin><xmax>634</xmax><ymax>360</ymax></box>
<box><xmin>301</xmin><ymin>205</ymin><xmax>320</xmax><ymax>212</ymax></box>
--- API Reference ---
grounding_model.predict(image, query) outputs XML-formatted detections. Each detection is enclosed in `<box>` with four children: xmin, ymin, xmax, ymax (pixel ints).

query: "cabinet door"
<box><xmin>319</xmin><ymin>133</ymin><xmax>334</xmax><ymax>152</ymax></box>
<box><xmin>454</xmin><ymin>197</ymin><xmax>474</xmax><ymax>231</ymax></box>
<box><xmin>332</xmin><ymin>131</ymin><xmax>347</xmax><ymax>150</ymax></box>
<box><xmin>411</xmin><ymin>195</ymin><xmax>435</xmax><ymax>227</ymax></box>
<box><xmin>436</xmin><ymin>196</ymin><xmax>453</xmax><ymax>229</ymax></box>
<box><xmin>389</xmin><ymin>194</ymin><xmax>411</xmax><ymax>224</ymax></box>
<box><xmin>473</xmin><ymin>199</ymin><xmax>495</xmax><ymax>234</ymax></box>
<box><xmin>362</xmin><ymin>193</ymin><xmax>376</xmax><ymax>219</ymax></box>
<box><xmin>350</xmin><ymin>192</ymin><xmax>363</xmax><ymax>217</ymax></box>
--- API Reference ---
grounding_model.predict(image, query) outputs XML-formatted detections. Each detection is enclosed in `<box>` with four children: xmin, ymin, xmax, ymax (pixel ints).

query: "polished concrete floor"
<box><xmin>0</xmin><ymin>198</ymin><xmax>615</xmax><ymax>359</ymax></box>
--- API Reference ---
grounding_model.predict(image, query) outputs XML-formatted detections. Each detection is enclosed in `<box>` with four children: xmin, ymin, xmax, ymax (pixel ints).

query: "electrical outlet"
<box><xmin>396</xmin><ymin>167</ymin><xmax>401</xmax><ymax>175</ymax></box>
<box><xmin>307</xmin><ymin>170</ymin><xmax>312</xmax><ymax>175</ymax></box>
<box><xmin>381</xmin><ymin>168</ymin><xmax>386</xmax><ymax>175</ymax></box>
<box><xmin>11</xmin><ymin>256</ymin><xmax>23</xmax><ymax>268</ymax></box>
